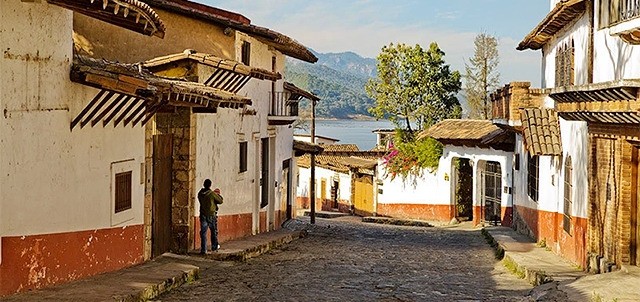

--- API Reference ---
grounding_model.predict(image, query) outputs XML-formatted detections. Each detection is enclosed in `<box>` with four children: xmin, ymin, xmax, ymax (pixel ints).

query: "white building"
<box><xmin>0</xmin><ymin>0</ymin><xmax>316</xmax><ymax>296</ymax></box>
<box><xmin>515</xmin><ymin>0</ymin><xmax>640</xmax><ymax>270</ymax></box>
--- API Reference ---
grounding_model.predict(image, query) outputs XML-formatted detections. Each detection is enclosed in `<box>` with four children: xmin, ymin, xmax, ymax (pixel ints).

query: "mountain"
<box><xmin>285</xmin><ymin>50</ymin><xmax>377</xmax><ymax>119</ymax></box>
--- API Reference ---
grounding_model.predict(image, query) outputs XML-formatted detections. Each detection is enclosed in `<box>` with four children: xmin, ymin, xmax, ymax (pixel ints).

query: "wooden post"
<box><xmin>310</xmin><ymin>99</ymin><xmax>316</xmax><ymax>224</ymax></box>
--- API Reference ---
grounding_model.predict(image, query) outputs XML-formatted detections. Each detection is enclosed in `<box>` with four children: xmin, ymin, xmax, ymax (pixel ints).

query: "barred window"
<box><xmin>527</xmin><ymin>155</ymin><xmax>539</xmax><ymax>202</ymax></box>
<box><xmin>115</xmin><ymin>171</ymin><xmax>132</xmax><ymax>213</ymax></box>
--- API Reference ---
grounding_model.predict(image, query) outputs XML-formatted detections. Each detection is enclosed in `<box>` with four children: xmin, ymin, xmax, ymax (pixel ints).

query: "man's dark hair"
<box><xmin>203</xmin><ymin>179</ymin><xmax>212</xmax><ymax>188</ymax></box>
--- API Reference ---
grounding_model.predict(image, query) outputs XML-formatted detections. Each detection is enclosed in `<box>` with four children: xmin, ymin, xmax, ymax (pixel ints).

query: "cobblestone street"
<box><xmin>156</xmin><ymin>216</ymin><xmax>532</xmax><ymax>302</ymax></box>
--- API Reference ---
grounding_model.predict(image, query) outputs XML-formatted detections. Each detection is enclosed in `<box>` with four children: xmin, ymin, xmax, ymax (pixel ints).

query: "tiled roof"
<box><xmin>143</xmin><ymin>0</ymin><xmax>317</xmax><ymax>63</ymax></box>
<box><xmin>48</xmin><ymin>0</ymin><xmax>166</xmax><ymax>38</ymax></box>
<box><xmin>143</xmin><ymin>49</ymin><xmax>281</xmax><ymax>82</ymax></box>
<box><xmin>284</xmin><ymin>82</ymin><xmax>320</xmax><ymax>101</ymax></box>
<box><xmin>423</xmin><ymin>119</ymin><xmax>502</xmax><ymax>141</ymax></box>
<box><xmin>69</xmin><ymin>56</ymin><xmax>250</xmax><ymax>129</ymax></box>
<box><xmin>293</xmin><ymin>140</ymin><xmax>324</xmax><ymax>156</ymax></box>
<box><xmin>517</xmin><ymin>0</ymin><xmax>586</xmax><ymax>50</ymax></box>
<box><xmin>520</xmin><ymin>109</ymin><xmax>562</xmax><ymax>156</ymax></box>
<box><xmin>322</xmin><ymin>144</ymin><xmax>359</xmax><ymax>152</ymax></box>
<box><xmin>297</xmin><ymin>144</ymin><xmax>380</xmax><ymax>174</ymax></box>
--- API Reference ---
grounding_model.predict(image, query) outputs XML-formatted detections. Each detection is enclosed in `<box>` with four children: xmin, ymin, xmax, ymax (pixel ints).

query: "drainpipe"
<box><xmin>310</xmin><ymin>99</ymin><xmax>316</xmax><ymax>224</ymax></box>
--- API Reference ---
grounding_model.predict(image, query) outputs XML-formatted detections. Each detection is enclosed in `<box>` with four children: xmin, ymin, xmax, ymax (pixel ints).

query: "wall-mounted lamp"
<box><xmin>223</xmin><ymin>27</ymin><xmax>233</xmax><ymax>36</ymax></box>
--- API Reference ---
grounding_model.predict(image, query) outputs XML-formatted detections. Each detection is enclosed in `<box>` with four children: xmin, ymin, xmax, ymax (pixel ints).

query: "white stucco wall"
<box><xmin>194</xmin><ymin>34</ymin><xmax>293</xmax><ymax>224</ymax></box>
<box><xmin>541</xmin><ymin>14</ymin><xmax>591</xmax><ymax>89</ymax></box>
<box><xmin>378</xmin><ymin>146</ymin><xmax>513</xmax><ymax>209</ymax></box>
<box><xmin>512</xmin><ymin>119</ymin><xmax>588</xmax><ymax>219</ymax></box>
<box><xmin>592</xmin><ymin>0</ymin><xmax>640</xmax><ymax>82</ymax></box>
<box><xmin>295</xmin><ymin>166</ymin><xmax>352</xmax><ymax>205</ymax></box>
<box><xmin>0</xmin><ymin>2</ymin><xmax>145</xmax><ymax>236</ymax></box>
<box><xmin>559</xmin><ymin>119</ymin><xmax>589</xmax><ymax>219</ymax></box>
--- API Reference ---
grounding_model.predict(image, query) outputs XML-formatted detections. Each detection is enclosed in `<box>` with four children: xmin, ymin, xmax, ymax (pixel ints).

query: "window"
<box><xmin>239</xmin><ymin>141</ymin><xmax>248</xmax><ymax>173</ymax></box>
<box><xmin>563</xmin><ymin>156</ymin><xmax>573</xmax><ymax>233</ymax></box>
<box><xmin>555</xmin><ymin>39</ymin><xmax>575</xmax><ymax>87</ymax></box>
<box><xmin>241</xmin><ymin>41</ymin><xmax>251</xmax><ymax>65</ymax></box>
<box><xmin>600</xmin><ymin>0</ymin><xmax>640</xmax><ymax>27</ymax></box>
<box><xmin>115</xmin><ymin>171</ymin><xmax>132</xmax><ymax>213</ymax></box>
<box><xmin>527</xmin><ymin>154</ymin><xmax>539</xmax><ymax>202</ymax></box>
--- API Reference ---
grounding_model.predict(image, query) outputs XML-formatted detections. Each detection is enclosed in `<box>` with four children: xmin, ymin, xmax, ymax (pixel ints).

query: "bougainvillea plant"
<box><xmin>382</xmin><ymin>129</ymin><xmax>443</xmax><ymax>184</ymax></box>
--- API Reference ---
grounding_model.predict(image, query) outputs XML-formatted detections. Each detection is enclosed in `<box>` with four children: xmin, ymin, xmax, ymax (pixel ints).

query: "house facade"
<box><xmin>516</xmin><ymin>0</ymin><xmax>640</xmax><ymax>270</ymax></box>
<box><xmin>296</xmin><ymin>144</ymin><xmax>382</xmax><ymax>215</ymax></box>
<box><xmin>0</xmin><ymin>0</ymin><xmax>167</xmax><ymax>295</ymax></box>
<box><xmin>1</xmin><ymin>0</ymin><xmax>315</xmax><ymax>296</ymax></box>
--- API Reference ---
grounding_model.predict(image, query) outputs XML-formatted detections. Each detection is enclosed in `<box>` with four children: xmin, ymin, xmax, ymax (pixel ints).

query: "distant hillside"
<box><xmin>285</xmin><ymin>50</ymin><xmax>377</xmax><ymax>119</ymax></box>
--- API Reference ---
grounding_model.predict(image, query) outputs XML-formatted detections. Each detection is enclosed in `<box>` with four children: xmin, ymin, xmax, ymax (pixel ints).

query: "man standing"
<box><xmin>198</xmin><ymin>179</ymin><xmax>223</xmax><ymax>254</ymax></box>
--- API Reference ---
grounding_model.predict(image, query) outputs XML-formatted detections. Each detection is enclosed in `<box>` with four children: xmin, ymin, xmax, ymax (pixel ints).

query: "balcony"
<box><xmin>268</xmin><ymin>91</ymin><xmax>299</xmax><ymax>125</ymax></box>
<box><xmin>606</xmin><ymin>0</ymin><xmax>640</xmax><ymax>44</ymax></box>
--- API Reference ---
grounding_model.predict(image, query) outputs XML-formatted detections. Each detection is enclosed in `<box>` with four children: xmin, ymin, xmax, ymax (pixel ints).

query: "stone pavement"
<box><xmin>484</xmin><ymin>226</ymin><xmax>640</xmax><ymax>302</ymax></box>
<box><xmin>0</xmin><ymin>229</ymin><xmax>304</xmax><ymax>302</ymax></box>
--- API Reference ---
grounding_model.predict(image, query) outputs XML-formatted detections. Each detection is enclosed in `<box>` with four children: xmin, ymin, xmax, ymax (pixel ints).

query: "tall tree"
<box><xmin>464</xmin><ymin>33</ymin><xmax>500</xmax><ymax>119</ymax></box>
<box><xmin>366</xmin><ymin>42</ymin><xmax>462</xmax><ymax>182</ymax></box>
<box><xmin>366</xmin><ymin>42</ymin><xmax>462</xmax><ymax>132</ymax></box>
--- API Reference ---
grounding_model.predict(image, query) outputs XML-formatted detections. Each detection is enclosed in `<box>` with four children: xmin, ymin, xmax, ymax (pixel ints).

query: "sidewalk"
<box><xmin>484</xmin><ymin>226</ymin><xmax>640</xmax><ymax>302</ymax></box>
<box><xmin>1</xmin><ymin>228</ymin><xmax>305</xmax><ymax>302</ymax></box>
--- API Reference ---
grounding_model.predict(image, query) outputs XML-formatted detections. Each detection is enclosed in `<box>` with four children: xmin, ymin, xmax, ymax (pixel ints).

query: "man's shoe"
<box><xmin>200</xmin><ymin>250</ymin><xmax>210</xmax><ymax>255</ymax></box>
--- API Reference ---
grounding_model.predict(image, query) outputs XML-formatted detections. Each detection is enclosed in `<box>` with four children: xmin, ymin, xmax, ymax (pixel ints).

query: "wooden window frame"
<box><xmin>241</xmin><ymin>41</ymin><xmax>251</xmax><ymax>66</ymax></box>
<box><xmin>555</xmin><ymin>40</ymin><xmax>575</xmax><ymax>87</ymax></box>
<box><xmin>563</xmin><ymin>156</ymin><xmax>573</xmax><ymax>234</ymax></box>
<box><xmin>239</xmin><ymin>141</ymin><xmax>248</xmax><ymax>173</ymax></box>
<box><xmin>527</xmin><ymin>154</ymin><xmax>539</xmax><ymax>202</ymax></box>
<box><xmin>115</xmin><ymin>171</ymin><xmax>132</xmax><ymax>213</ymax></box>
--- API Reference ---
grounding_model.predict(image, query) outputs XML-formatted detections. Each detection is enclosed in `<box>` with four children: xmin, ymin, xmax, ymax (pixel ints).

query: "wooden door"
<box><xmin>283</xmin><ymin>159</ymin><xmax>292</xmax><ymax>220</ymax></box>
<box><xmin>260</xmin><ymin>138</ymin><xmax>269</xmax><ymax>208</ymax></box>
<box><xmin>632</xmin><ymin>146</ymin><xmax>639</xmax><ymax>265</ymax></box>
<box><xmin>152</xmin><ymin>134</ymin><xmax>173</xmax><ymax>258</ymax></box>
<box><xmin>353</xmin><ymin>174</ymin><xmax>374</xmax><ymax>216</ymax></box>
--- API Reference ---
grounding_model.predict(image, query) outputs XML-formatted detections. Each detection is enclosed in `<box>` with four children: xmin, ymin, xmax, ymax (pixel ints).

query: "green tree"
<box><xmin>464</xmin><ymin>33</ymin><xmax>500</xmax><ymax>119</ymax></box>
<box><xmin>367</xmin><ymin>42</ymin><xmax>462</xmax><ymax>182</ymax></box>
<box><xmin>366</xmin><ymin>42</ymin><xmax>462</xmax><ymax>131</ymax></box>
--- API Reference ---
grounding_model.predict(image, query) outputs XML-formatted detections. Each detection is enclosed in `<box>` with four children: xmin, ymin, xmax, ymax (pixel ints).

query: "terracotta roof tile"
<box><xmin>520</xmin><ymin>108</ymin><xmax>562</xmax><ymax>156</ymax></box>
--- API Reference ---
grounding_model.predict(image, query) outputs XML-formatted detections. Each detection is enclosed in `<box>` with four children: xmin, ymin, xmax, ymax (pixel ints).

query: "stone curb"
<box><xmin>117</xmin><ymin>266</ymin><xmax>200</xmax><ymax>302</ymax></box>
<box><xmin>481</xmin><ymin>228</ymin><xmax>551</xmax><ymax>286</ymax></box>
<box><xmin>361</xmin><ymin>217</ymin><xmax>433</xmax><ymax>227</ymax></box>
<box><xmin>208</xmin><ymin>230</ymin><xmax>306</xmax><ymax>262</ymax></box>
<box><xmin>303</xmin><ymin>211</ymin><xmax>351</xmax><ymax>219</ymax></box>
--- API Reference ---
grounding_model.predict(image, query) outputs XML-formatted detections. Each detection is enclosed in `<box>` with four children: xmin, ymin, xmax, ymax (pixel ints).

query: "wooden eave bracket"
<box><xmin>47</xmin><ymin>0</ymin><xmax>166</xmax><ymax>38</ymax></box>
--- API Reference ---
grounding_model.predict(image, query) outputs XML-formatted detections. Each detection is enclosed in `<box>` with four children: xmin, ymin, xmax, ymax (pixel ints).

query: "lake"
<box><xmin>296</xmin><ymin>119</ymin><xmax>396</xmax><ymax>150</ymax></box>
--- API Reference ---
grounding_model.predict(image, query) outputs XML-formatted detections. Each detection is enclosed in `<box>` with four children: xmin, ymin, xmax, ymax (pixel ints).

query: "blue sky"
<box><xmin>203</xmin><ymin>0</ymin><xmax>550</xmax><ymax>85</ymax></box>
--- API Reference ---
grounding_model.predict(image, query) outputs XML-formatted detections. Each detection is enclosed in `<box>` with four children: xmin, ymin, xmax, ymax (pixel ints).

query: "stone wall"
<box><xmin>155</xmin><ymin>108</ymin><xmax>196</xmax><ymax>253</ymax></box>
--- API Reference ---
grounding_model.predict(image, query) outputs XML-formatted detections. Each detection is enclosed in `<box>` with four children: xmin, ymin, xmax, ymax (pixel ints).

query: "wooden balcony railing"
<box><xmin>610</xmin><ymin>0</ymin><xmax>640</xmax><ymax>25</ymax></box>
<box><xmin>269</xmin><ymin>91</ymin><xmax>299</xmax><ymax>117</ymax></box>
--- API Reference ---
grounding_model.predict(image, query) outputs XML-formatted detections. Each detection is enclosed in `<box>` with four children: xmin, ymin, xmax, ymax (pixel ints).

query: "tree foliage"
<box><xmin>366</xmin><ymin>42</ymin><xmax>462</xmax><ymax>132</ymax></box>
<box><xmin>464</xmin><ymin>33</ymin><xmax>500</xmax><ymax>119</ymax></box>
<box><xmin>367</xmin><ymin>42</ymin><xmax>461</xmax><ymax>182</ymax></box>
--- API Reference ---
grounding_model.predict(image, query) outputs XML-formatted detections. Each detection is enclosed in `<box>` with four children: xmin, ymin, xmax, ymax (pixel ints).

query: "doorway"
<box><xmin>152</xmin><ymin>134</ymin><xmax>173</xmax><ymax>258</ymax></box>
<box><xmin>452</xmin><ymin>158</ymin><xmax>473</xmax><ymax>221</ymax></box>
<box><xmin>481</xmin><ymin>161</ymin><xmax>502</xmax><ymax>225</ymax></box>
<box><xmin>283</xmin><ymin>159</ymin><xmax>292</xmax><ymax>220</ymax></box>
<box><xmin>631</xmin><ymin>145</ymin><xmax>640</xmax><ymax>266</ymax></box>
<box><xmin>260</xmin><ymin>138</ymin><xmax>269</xmax><ymax>209</ymax></box>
